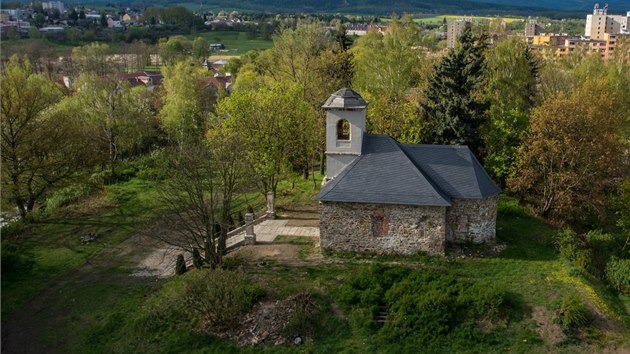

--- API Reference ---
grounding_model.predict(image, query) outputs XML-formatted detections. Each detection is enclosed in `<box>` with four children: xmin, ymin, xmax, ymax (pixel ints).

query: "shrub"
<box><xmin>242</xmin><ymin>284</ymin><xmax>266</xmax><ymax>307</ymax></box>
<box><xmin>584</xmin><ymin>230</ymin><xmax>618</xmax><ymax>277</ymax></box>
<box><xmin>175</xmin><ymin>254</ymin><xmax>187</xmax><ymax>275</ymax></box>
<box><xmin>605</xmin><ymin>257</ymin><xmax>630</xmax><ymax>295</ymax></box>
<box><xmin>610</xmin><ymin>178</ymin><xmax>630</xmax><ymax>233</ymax></box>
<box><xmin>339</xmin><ymin>265</ymin><xmax>509</xmax><ymax>346</ymax></box>
<box><xmin>45</xmin><ymin>184</ymin><xmax>94</xmax><ymax>211</ymax></box>
<box><xmin>553</xmin><ymin>229</ymin><xmax>591</xmax><ymax>270</ymax></box>
<box><xmin>183</xmin><ymin>268</ymin><xmax>264</xmax><ymax>331</ymax></box>
<box><xmin>90</xmin><ymin>170</ymin><xmax>116</xmax><ymax>185</ymax></box>
<box><xmin>192</xmin><ymin>249</ymin><xmax>203</xmax><ymax>269</ymax></box>
<box><xmin>116</xmin><ymin>167</ymin><xmax>137</xmax><ymax>182</ymax></box>
<box><xmin>556</xmin><ymin>294</ymin><xmax>591</xmax><ymax>331</ymax></box>
<box><xmin>221</xmin><ymin>254</ymin><xmax>245</xmax><ymax>270</ymax></box>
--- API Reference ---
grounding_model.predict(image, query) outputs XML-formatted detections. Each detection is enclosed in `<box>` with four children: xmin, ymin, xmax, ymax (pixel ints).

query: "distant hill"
<box><xmin>138</xmin><ymin>0</ymin><xmax>626</xmax><ymax>17</ymax></box>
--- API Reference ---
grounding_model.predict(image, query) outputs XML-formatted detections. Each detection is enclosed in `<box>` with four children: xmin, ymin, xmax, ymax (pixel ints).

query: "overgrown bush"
<box><xmin>339</xmin><ymin>264</ymin><xmax>410</xmax><ymax>314</ymax></box>
<box><xmin>183</xmin><ymin>268</ymin><xmax>264</xmax><ymax>331</ymax></box>
<box><xmin>555</xmin><ymin>294</ymin><xmax>591</xmax><ymax>331</ymax></box>
<box><xmin>221</xmin><ymin>254</ymin><xmax>245</xmax><ymax>270</ymax></box>
<box><xmin>339</xmin><ymin>265</ymin><xmax>509</xmax><ymax>346</ymax></box>
<box><xmin>553</xmin><ymin>229</ymin><xmax>591</xmax><ymax>270</ymax></box>
<box><xmin>605</xmin><ymin>257</ymin><xmax>630</xmax><ymax>295</ymax></box>
<box><xmin>116</xmin><ymin>167</ymin><xmax>137</xmax><ymax>182</ymax></box>
<box><xmin>584</xmin><ymin>230</ymin><xmax>619</xmax><ymax>277</ymax></box>
<box><xmin>45</xmin><ymin>184</ymin><xmax>94</xmax><ymax>211</ymax></box>
<box><xmin>610</xmin><ymin>178</ymin><xmax>630</xmax><ymax>234</ymax></box>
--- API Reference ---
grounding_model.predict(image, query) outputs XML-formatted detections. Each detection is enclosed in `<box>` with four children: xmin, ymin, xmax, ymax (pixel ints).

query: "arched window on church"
<box><xmin>337</xmin><ymin>119</ymin><xmax>350</xmax><ymax>140</ymax></box>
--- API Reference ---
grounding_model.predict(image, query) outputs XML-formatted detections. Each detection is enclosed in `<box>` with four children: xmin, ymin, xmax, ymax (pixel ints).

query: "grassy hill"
<box><xmin>2</xmin><ymin>168</ymin><xmax>629</xmax><ymax>352</ymax></box>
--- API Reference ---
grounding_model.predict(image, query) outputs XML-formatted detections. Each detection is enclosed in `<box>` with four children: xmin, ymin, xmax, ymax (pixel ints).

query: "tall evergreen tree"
<box><xmin>422</xmin><ymin>25</ymin><xmax>488</xmax><ymax>156</ymax></box>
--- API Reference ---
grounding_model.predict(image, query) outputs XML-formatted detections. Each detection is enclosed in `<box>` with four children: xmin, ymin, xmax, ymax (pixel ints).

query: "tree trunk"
<box><xmin>319</xmin><ymin>151</ymin><xmax>325</xmax><ymax>176</ymax></box>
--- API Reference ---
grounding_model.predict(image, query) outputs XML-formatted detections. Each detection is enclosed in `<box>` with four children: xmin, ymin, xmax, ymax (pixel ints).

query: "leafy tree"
<box><xmin>191</xmin><ymin>36</ymin><xmax>209</xmax><ymax>62</ymax></box>
<box><xmin>67</xmin><ymin>74</ymin><xmax>157</xmax><ymax>178</ymax></box>
<box><xmin>0</xmin><ymin>56</ymin><xmax>87</xmax><ymax>219</ymax></box>
<box><xmin>100</xmin><ymin>14</ymin><xmax>108</xmax><ymax>28</ymax></box>
<box><xmin>482</xmin><ymin>37</ymin><xmax>538</xmax><ymax>185</ymax></box>
<box><xmin>362</xmin><ymin>91</ymin><xmax>426</xmax><ymax>144</ymax></box>
<box><xmin>351</xmin><ymin>17</ymin><xmax>421</xmax><ymax>96</ymax></box>
<box><xmin>71</xmin><ymin>42</ymin><xmax>113</xmax><ymax>76</ymax></box>
<box><xmin>217</xmin><ymin>81</ymin><xmax>316</xmax><ymax>195</ymax></box>
<box><xmin>422</xmin><ymin>25</ymin><xmax>488</xmax><ymax>156</ymax></box>
<box><xmin>508</xmin><ymin>79</ymin><xmax>628</xmax><ymax>222</ymax></box>
<box><xmin>158</xmin><ymin>36</ymin><xmax>191</xmax><ymax>65</ymax></box>
<box><xmin>255</xmin><ymin>22</ymin><xmax>341</xmax><ymax>177</ymax></box>
<box><xmin>159</xmin><ymin>59</ymin><xmax>212</xmax><ymax>149</ymax></box>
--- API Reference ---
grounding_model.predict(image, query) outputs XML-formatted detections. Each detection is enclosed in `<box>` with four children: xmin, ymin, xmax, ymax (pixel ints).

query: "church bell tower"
<box><xmin>322</xmin><ymin>88</ymin><xmax>368</xmax><ymax>183</ymax></box>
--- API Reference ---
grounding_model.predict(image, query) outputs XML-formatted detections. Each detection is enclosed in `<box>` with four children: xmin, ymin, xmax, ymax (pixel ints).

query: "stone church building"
<box><xmin>316</xmin><ymin>88</ymin><xmax>501</xmax><ymax>256</ymax></box>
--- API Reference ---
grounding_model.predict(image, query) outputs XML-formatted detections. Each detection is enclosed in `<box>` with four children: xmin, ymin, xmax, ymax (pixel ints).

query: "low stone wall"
<box><xmin>319</xmin><ymin>202</ymin><xmax>446</xmax><ymax>255</ymax></box>
<box><xmin>445</xmin><ymin>196</ymin><xmax>498</xmax><ymax>244</ymax></box>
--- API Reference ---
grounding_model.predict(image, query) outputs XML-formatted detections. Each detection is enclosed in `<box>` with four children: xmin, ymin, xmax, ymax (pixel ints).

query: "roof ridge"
<box><xmin>395</xmin><ymin>140</ymin><xmax>452</xmax><ymax>204</ymax></box>
<box><xmin>468</xmin><ymin>149</ymin><xmax>498</xmax><ymax>198</ymax></box>
<box><xmin>316</xmin><ymin>155</ymin><xmax>363</xmax><ymax>200</ymax></box>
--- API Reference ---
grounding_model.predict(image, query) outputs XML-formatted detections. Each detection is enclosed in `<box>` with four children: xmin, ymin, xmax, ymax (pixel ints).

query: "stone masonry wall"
<box><xmin>319</xmin><ymin>202</ymin><xmax>446</xmax><ymax>256</ymax></box>
<box><xmin>445</xmin><ymin>196</ymin><xmax>498</xmax><ymax>244</ymax></box>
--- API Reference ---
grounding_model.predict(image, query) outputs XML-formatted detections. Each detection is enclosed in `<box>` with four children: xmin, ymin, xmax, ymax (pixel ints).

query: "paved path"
<box><xmin>227</xmin><ymin>218</ymin><xmax>319</xmax><ymax>247</ymax></box>
<box><xmin>139</xmin><ymin>219</ymin><xmax>320</xmax><ymax>277</ymax></box>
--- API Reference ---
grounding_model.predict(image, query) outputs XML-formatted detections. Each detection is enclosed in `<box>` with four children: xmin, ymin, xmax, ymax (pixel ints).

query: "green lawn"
<box><xmin>1</xmin><ymin>178</ymin><xmax>161</xmax><ymax>319</ymax></box>
<box><xmin>187</xmin><ymin>31</ymin><xmax>273</xmax><ymax>55</ymax></box>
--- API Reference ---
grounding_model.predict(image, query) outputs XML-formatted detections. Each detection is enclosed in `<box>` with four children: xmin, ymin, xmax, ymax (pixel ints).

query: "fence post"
<box><xmin>244</xmin><ymin>213</ymin><xmax>256</xmax><ymax>245</ymax></box>
<box><xmin>266</xmin><ymin>191</ymin><xmax>275</xmax><ymax>219</ymax></box>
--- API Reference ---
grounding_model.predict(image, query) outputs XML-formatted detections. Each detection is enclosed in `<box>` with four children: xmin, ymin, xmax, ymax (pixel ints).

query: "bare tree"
<box><xmin>154</xmin><ymin>133</ymin><xmax>249</xmax><ymax>267</ymax></box>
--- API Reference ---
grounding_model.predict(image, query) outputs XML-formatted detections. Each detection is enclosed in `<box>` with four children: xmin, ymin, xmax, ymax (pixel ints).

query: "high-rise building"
<box><xmin>42</xmin><ymin>1</ymin><xmax>65</xmax><ymax>14</ymax></box>
<box><xmin>525</xmin><ymin>18</ymin><xmax>541</xmax><ymax>37</ymax></box>
<box><xmin>447</xmin><ymin>18</ymin><xmax>472</xmax><ymax>49</ymax></box>
<box><xmin>584</xmin><ymin>4</ymin><xmax>629</xmax><ymax>39</ymax></box>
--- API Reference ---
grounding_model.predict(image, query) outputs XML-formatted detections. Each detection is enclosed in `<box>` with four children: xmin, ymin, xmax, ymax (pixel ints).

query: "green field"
<box><xmin>186</xmin><ymin>31</ymin><xmax>274</xmax><ymax>55</ymax></box>
<box><xmin>0</xmin><ymin>37</ymin><xmax>124</xmax><ymax>56</ymax></box>
<box><xmin>174</xmin><ymin>2</ymin><xmax>251</xmax><ymax>13</ymax></box>
<box><xmin>382</xmin><ymin>15</ymin><xmax>524</xmax><ymax>24</ymax></box>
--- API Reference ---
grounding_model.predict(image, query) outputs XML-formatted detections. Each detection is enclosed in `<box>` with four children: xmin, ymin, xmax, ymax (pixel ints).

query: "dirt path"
<box><xmin>1</xmin><ymin>232</ymin><xmax>166</xmax><ymax>354</ymax></box>
<box><xmin>1</xmin><ymin>208</ymin><xmax>323</xmax><ymax>353</ymax></box>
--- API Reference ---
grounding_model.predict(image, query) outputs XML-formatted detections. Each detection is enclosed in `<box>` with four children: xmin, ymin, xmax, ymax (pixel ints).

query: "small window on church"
<box><xmin>337</xmin><ymin>119</ymin><xmax>350</xmax><ymax>140</ymax></box>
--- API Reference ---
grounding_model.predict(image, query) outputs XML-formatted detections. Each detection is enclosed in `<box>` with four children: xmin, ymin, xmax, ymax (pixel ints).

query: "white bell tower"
<box><xmin>322</xmin><ymin>88</ymin><xmax>368</xmax><ymax>183</ymax></box>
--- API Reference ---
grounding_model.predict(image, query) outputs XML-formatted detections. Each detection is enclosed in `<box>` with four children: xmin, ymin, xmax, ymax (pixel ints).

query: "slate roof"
<box><xmin>322</xmin><ymin>87</ymin><xmax>368</xmax><ymax>109</ymax></box>
<box><xmin>316</xmin><ymin>134</ymin><xmax>501</xmax><ymax>207</ymax></box>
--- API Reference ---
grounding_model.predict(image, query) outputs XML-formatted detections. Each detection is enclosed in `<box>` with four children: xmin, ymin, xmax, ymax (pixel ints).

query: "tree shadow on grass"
<box><xmin>495</xmin><ymin>196</ymin><xmax>558</xmax><ymax>262</ymax></box>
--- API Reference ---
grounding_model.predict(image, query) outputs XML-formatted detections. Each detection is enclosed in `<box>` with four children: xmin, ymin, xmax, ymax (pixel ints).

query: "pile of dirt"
<box><xmin>531</xmin><ymin>306</ymin><xmax>566</xmax><ymax>346</ymax></box>
<box><xmin>228</xmin><ymin>292</ymin><xmax>320</xmax><ymax>346</ymax></box>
